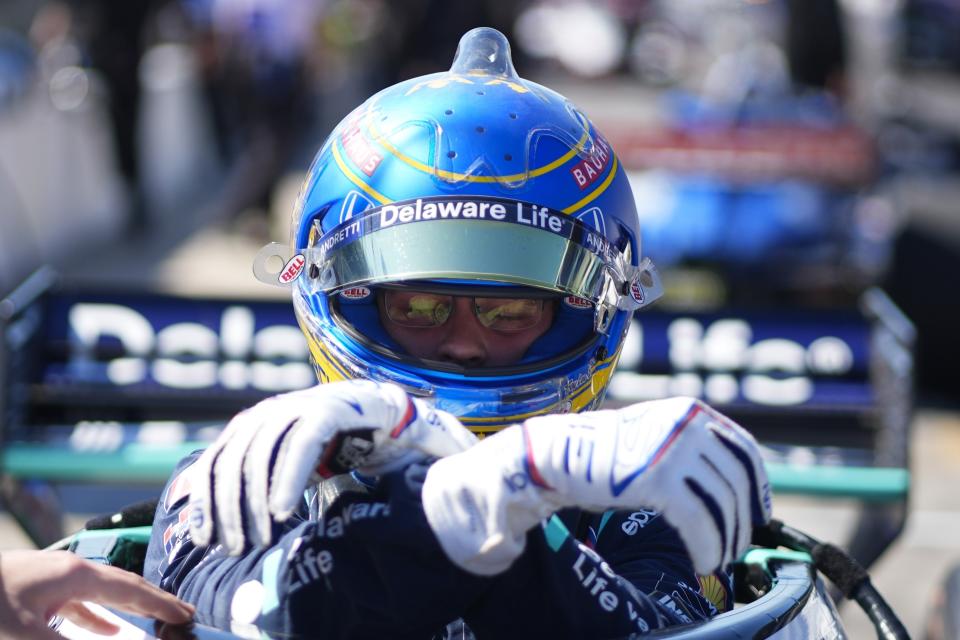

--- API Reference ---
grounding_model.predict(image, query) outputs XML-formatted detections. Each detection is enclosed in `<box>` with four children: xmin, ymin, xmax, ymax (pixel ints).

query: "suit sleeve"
<box><xmin>144</xmin><ymin>456</ymin><xmax>494</xmax><ymax>639</ymax></box>
<box><xmin>457</xmin><ymin>509</ymin><xmax>731</xmax><ymax>639</ymax></box>
<box><xmin>589</xmin><ymin>509</ymin><xmax>733</xmax><ymax>620</ymax></box>
<box><xmin>145</xmin><ymin>456</ymin><xmax>727</xmax><ymax>639</ymax></box>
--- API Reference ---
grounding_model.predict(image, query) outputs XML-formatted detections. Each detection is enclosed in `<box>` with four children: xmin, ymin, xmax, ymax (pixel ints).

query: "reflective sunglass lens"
<box><xmin>475</xmin><ymin>298</ymin><xmax>542</xmax><ymax>331</ymax></box>
<box><xmin>385</xmin><ymin>292</ymin><xmax>452</xmax><ymax>327</ymax></box>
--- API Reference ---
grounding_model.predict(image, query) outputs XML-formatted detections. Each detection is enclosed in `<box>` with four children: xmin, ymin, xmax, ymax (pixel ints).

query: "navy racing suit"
<box><xmin>144</xmin><ymin>451</ymin><xmax>731</xmax><ymax>639</ymax></box>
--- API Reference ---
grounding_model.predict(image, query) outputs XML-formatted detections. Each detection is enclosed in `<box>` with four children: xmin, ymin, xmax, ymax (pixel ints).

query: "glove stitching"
<box><xmin>699</xmin><ymin>452</ymin><xmax>739</xmax><ymax>562</ymax></box>
<box><xmin>708</xmin><ymin>431</ymin><xmax>766</xmax><ymax>524</ymax></box>
<box><xmin>389</xmin><ymin>398</ymin><xmax>418</xmax><ymax>438</ymax></box>
<box><xmin>520</xmin><ymin>424</ymin><xmax>554</xmax><ymax>490</ymax></box>
<box><xmin>683</xmin><ymin>476</ymin><xmax>727</xmax><ymax>568</ymax></box>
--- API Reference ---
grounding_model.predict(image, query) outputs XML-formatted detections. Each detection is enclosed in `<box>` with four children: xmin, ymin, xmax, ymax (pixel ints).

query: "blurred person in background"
<box><xmin>142</xmin><ymin>28</ymin><xmax>771</xmax><ymax>639</ymax></box>
<box><xmin>178</xmin><ymin>0</ymin><xmax>322</xmax><ymax>221</ymax></box>
<box><xmin>180</xmin><ymin>0</ymin><xmax>522</xmax><ymax>229</ymax></box>
<box><xmin>30</xmin><ymin>0</ymin><xmax>165</xmax><ymax>230</ymax></box>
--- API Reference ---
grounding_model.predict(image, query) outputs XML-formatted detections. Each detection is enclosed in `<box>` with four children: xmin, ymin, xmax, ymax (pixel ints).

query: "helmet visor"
<box><xmin>302</xmin><ymin>195</ymin><xmax>661</xmax><ymax>331</ymax></box>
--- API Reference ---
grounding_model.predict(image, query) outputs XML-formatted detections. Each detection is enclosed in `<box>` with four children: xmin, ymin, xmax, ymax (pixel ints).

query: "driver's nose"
<box><xmin>436</xmin><ymin>298</ymin><xmax>487</xmax><ymax>367</ymax></box>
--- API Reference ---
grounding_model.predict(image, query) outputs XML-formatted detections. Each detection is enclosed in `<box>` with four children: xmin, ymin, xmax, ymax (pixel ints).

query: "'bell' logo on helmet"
<box><xmin>629</xmin><ymin>278</ymin><xmax>645</xmax><ymax>305</ymax></box>
<box><xmin>563</xmin><ymin>295</ymin><xmax>593</xmax><ymax>310</ymax></box>
<box><xmin>340</xmin><ymin>287</ymin><xmax>372</xmax><ymax>300</ymax></box>
<box><xmin>279</xmin><ymin>255</ymin><xmax>306</xmax><ymax>284</ymax></box>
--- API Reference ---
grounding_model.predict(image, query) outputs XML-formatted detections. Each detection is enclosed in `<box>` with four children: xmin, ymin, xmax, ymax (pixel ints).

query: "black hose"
<box><xmin>851</xmin><ymin>581</ymin><xmax>912</xmax><ymax>640</ymax></box>
<box><xmin>753</xmin><ymin>519</ymin><xmax>911</xmax><ymax>640</ymax></box>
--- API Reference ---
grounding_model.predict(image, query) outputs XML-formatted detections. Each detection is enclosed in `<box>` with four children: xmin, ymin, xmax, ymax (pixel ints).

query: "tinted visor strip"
<box><xmin>304</xmin><ymin>195</ymin><xmax>618</xmax><ymax>301</ymax></box>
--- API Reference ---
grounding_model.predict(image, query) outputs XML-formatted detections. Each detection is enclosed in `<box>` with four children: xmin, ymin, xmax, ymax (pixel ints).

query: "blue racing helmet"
<box><xmin>285</xmin><ymin>27</ymin><xmax>662</xmax><ymax>434</ymax></box>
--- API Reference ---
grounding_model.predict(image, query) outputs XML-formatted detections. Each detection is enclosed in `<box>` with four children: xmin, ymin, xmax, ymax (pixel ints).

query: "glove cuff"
<box><xmin>421</xmin><ymin>430</ymin><xmax>554</xmax><ymax>576</ymax></box>
<box><xmin>421</xmin><ymin>456</ymin><xmax>517</xmax><ymax>576</ymax></box>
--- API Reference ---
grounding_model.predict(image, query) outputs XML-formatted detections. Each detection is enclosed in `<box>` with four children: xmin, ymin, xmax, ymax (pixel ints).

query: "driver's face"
<box><xmin>378</xmin><ymin>290</ymin><xmax>555</xmax><ymax>367</ymax></box>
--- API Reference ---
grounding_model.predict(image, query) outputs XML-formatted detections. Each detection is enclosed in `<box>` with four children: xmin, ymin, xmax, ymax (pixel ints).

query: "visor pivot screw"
<box><xmin>308</xmin><ymin>264</ymin><xmax>320</xmax><ymax>279</ymax></box>
<box><xmin>595</xmin><ymin>346</ymin><xmax>608</xmax><ymax>361</ymax></box>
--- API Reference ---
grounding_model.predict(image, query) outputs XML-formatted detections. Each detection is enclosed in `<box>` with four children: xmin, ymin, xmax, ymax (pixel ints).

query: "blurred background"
<box><xmin>1</xmin><ymin>0</ymin><xmax>959</xmax><ymax>637</ymax></box>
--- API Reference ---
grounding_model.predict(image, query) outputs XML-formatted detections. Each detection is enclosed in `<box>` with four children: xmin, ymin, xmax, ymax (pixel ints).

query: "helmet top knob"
<box><xmin>450</xmin><ymin>27</ymin><xmax>519</xmax><ymax>80</ymax></box>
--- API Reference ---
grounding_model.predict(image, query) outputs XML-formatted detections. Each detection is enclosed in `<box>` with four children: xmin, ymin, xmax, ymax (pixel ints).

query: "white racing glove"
<box><xmin>422</xmin><ymin>396</ymin><xmax>772</xmax><ymax>576</ymax></box>
<box><xmin>189</xmin><ymin>380</ymin><xmax>477</xmax><ymax>554</ymax></box>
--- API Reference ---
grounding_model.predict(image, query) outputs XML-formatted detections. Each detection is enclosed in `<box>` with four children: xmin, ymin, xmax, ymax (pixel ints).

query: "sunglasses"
<box><xmin>382</xmin><ymin>290</ymin><xmax>546</xmax><ymax>332</ymax></box>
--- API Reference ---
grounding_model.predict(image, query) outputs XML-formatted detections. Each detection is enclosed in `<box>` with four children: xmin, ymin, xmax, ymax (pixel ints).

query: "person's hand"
<box><xmin>190</xmin><ymin>380</ymin><xmax>477</xmax><ymax>554</ymax></box>
<box><xmin>422</xmin><ymin>397</ymin><xmax>772</xmax><ymax>576</ymax></box>
<box><xmin>0</xmin><ymin>550</ymin><xmax>194</xmax><ymax>640</ymax></box>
